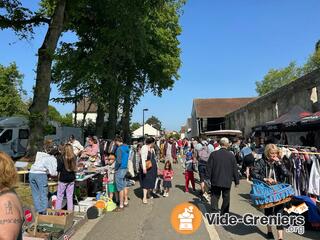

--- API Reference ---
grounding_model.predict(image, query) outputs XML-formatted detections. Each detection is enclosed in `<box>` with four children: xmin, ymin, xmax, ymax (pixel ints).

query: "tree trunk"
<box><xmin>28</xmin><ymin>0</ymin><xmax>67</xmax><ymax>156</ymax></box>
<box><xmin>95</xmin><ymin>103</ymin><xmax>105</xmax><ymax>137</ymax></box>
<box><xmin>74</xmin><ymin>88</ymin><xmax>78</xmax><ymax>126</ymax></box>
<box><xmin>122</xmin><ymin>84</ymin><xmax>132</xmax><ymax>144</ymax></box>
<box><xmin>107</xmin><ymin>89</ymin><xmax>119</xmax><ymax>139</ymax></box>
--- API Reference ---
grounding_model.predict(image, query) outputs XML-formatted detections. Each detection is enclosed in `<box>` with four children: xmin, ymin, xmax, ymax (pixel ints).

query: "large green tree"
<box><xmin>53</xmin><ymin>0</ymin><xmax>184</xmax><ymax>142</ymax></box>
<box><xmin>0</xmin><ymin>62</ymin><xmax>28</xmax><ymax>116</ymax></box>
<box><xmin>255</xmin><ymin>62</ymin><xmax>301</xmax><ymax>96</ymax></box>
<box><xmin>256</xmin><ymin>41</ymin><xmax>320</xmax><ymax>96</ymax></box>
<box><xmin>1</xmin><ymin>0</ymin><xmax>70</xmax><ymax>155</ymax></box>
<box><xmin>301</xmin><ymin>42</ymin><xmax>320</xmax><ymax>74</ymax></box>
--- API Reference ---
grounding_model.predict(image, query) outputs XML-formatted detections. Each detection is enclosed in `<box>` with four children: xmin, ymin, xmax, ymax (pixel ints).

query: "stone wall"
<box><xmin>225</xmin><ymin>69</ymin><xmax>320</xmax><ymax>145</ymax></box>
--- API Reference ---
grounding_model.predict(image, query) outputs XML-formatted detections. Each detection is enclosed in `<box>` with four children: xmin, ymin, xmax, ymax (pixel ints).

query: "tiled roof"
<box><xmin>193</xmin><ymin>98</ymin><xmax>256</xmax><ymax>118</ymax></box>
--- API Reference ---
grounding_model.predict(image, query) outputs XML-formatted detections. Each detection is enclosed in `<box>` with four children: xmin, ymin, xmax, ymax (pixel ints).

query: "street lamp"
<box><xmin>142</xmin><ymin>108</ymin><xmax>149</xmax><ymax>138</ymax></box>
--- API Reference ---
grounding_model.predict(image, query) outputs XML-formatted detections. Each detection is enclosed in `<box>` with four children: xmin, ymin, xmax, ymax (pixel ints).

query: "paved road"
<box><xmin>72</xmin><ymin>161</ymin><xmax>318</xmax><ymax>240</ymax></box>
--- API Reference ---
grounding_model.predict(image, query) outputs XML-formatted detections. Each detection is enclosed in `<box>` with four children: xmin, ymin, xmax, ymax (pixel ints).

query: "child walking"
<box><xmin>56</xmin><ymin>144</ymin><xmax>77</xmax><ymax>211</ymax></box>
<box><xmin>185</xmin><ymin>149</ymin><xmax>195</xmax><ymax>193</ymax></box>
<box><xmin>162</xmin><ymin>161</ymin><xmax>174</xmax><ymax>197</ymax></box>
<box><xmin>106</xmin><ymin>153</ymin><xmax>119</xmax><ymax>203</ymax></box>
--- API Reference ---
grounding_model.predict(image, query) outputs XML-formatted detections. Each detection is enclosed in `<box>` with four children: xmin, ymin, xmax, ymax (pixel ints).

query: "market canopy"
<box><xmin>300</xmin><ymin>111</ymin><xmax>320</xmax><ymax>125</ymax></box>
<box><xmin>253</xmin><ymin>106</ymin><xmax>314</xmax><ymax>132</ymax></box>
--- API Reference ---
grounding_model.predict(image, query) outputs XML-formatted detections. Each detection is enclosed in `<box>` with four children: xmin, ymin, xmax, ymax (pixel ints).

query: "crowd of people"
<box><xmin>0</xmin><ymin>133</ymin><xmax>301</xmax><ymax>240</ymax></box>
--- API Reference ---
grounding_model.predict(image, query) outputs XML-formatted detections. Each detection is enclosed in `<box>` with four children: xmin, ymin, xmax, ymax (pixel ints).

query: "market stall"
<box><xmin>15</xmin><ymin>156</ymin><xmax>112</xmax><ymax>240</ymax></box>
<box><xmin>252</xmin><ymin>106</ymin><xmax>320</xmax><ymax>147</ymax></box>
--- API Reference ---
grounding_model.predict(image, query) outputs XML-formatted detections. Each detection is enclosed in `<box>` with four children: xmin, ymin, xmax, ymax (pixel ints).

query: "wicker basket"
<box><xmin>250</xmin><ymin>179</ymin><xmax>294</xmax><ymax>209</ymax></box>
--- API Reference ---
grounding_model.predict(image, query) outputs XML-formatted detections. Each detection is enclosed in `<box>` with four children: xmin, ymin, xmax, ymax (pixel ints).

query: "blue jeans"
<box><xmin>115</xmin><ymin>168</ymin><xmax>128</xmax><ymax>191</ymax></box>
<box><xmin>29</xmin><ymin>173</ymin><xmax>48</xmax><ymax>213</ymax></box>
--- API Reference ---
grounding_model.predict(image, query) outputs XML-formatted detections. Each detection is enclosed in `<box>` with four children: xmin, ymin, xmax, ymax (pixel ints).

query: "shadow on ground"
<box><xmin>175</xmin><ymin>184</ymin><xmax>201</xmax><ymax>198</ymax></box>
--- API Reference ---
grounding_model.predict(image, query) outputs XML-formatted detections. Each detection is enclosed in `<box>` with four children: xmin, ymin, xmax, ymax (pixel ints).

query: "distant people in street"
<box><xmin>177</xmin><ymin>139</ymin><xmax>183</xmax><ymax>155</ymax></box>
<box><xmin>251</xmin><ymin>144</ymin><xmax>290</xmax><ymax>240</ymax></box>
<box><xmin>0</xmin><ymin>151</ymin><xmax>23</xmax><ymax>240</ymax></box>
<box><xmin>206</xmin><ymin>137</ymin><xmax>239</xmax><ymax>215</ymax></box>
<box><xmin>213</xmin><ymin>141</ymin><xmax>221</xmax><ymax>151</ymax></box>
<box><xmin>80</xmin><ymin>136</ymin><xmax>99</xmax><ymax>159</ymax></box>
<box><xmin>195</xmin><ymin>139</ymin><xmax>211</xmax><ymax>201</ymax></box>
<box><xmin>230</xmin><ymin>138</ymin><xmax>241</xmax><ymax>164</ymax></box>
<box><xmin>69</xmin><ymin>135</ymin><xmax>84</xmax><ymax>156</ymax></box>
<box><xmin>29</xmin><ymin>140</ymin><xmax>58</xmax><ymax>214</ymax></box>
<box><xmin>183</xmin><ymin>138</ymin><xmax>190</xmax><ymax>155</ymax></box>
<box><xmin>114</xmin><ymin>137</ymin><xmax>130</xmax><ymax>211</ymax></box>
<box><xmin>56</xmin><ymin>144</ymin><xmax>77</xmax><ymax>211</ymax></box>
<box><xmin>207</xmin><ymin>140</ymin><xmax>215</xmax><ymax>153</ymax></box>
<box><xmin>161</xmin><ymin>161</ymin><xmax>174</xmax><ymax>197</ymax></box>
<box><xmin>164</xmin><ymin>138</ymin><xmax>177</xmax><ymax>164</ymax></box>
<box><xmin>140</xmin><ymin>137</ymin><xmax>158</xmax><ymax>204</ymax></box>
<box><xmin>159</xmin><ymin>139</ymin><xmax>165</xmax><ymax>162</ymax></box>
<box><xmin>184</xmin><ymin>149</ymin><xmax>195</xmax><ymax>193</ymax></box>
<box><xmin>240</xmin><ymin>141</ymin><xmax>255</xmax><ymax>181</ymax></box>
<box><xmin>108</xmin><ymin>139</ymin><xmax>118</xmax><ymax>154</ymax></box>
<box><xmin>106</xmin><ymin>153</ymin><xmax>119</xmax><ymax>203</ymax></box>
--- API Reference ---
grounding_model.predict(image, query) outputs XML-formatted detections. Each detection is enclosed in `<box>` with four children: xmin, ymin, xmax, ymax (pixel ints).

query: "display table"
<box><xmin>76</xmin><ymin>174</ymin><xmax>96</xmax><ymax>182</ymax></box>
<box><xmin>48</xmin><ymin>182</ymin><xmax>58</xmax><ymax>192</ymax></box>
<box><xmin>17</xmin><ymin>170</ymin><xmax>29</xmax><ymax>184</ymax></box>
<box><xmin>74</xmin><ymin>167</ymin><xmax>107</xmax><ymax>201</ymax></box>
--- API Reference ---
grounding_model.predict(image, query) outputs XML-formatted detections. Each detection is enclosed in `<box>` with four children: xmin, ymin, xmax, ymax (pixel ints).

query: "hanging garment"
<box><xmin>292</xmin><ymin>155</ymin><xmax>302</xmax><ymax>196</ymax></box>
<box><xmin>308</xmin><ymin>156</ymin><xmax>320</xmax><ymax>196</ymax></box>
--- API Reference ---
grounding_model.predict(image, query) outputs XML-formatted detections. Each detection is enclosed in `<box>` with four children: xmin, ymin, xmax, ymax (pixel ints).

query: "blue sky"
<box><xmin>1</xmin><ymin>0</ymin><xmax>320</xmax><ymax>130</ymax></box>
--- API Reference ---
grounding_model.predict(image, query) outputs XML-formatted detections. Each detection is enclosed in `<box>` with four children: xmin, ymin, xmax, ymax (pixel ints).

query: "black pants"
<box><xmin>211</xmin><ymin>186</ymin><xmax>231</xmax><ymax>215</ymax></box>
<box><xmin>264</xmin><ymin>204</ymin><xmax>284</xmax><ymax>230</ymax></box>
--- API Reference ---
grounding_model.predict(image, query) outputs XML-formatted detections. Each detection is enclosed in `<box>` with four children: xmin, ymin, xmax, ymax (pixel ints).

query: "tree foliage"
<box><xmin>47</xmin><ymin>105</ymin><xmax>73</xmax><ymax>126</ymax></box>
<box><xmin>0</xmin><ymin>62</ymin><xmax>28</xmax><ymax>116</ymax></box>
<box><xmin>53</xmin><ymin>0</ymin><xmax>184</xmax><ymax>139</ymax></box>
<box><xmin>256</xmin><ymin>41</ymin><xmax>320</xmax><ymax>96</ymax></box>
<box><xmin>255</xmin><ymin>62</ymin><xmax>301</xmax><ymax>96</ymax></box>
<box><xmin>165</xmin><ymin>132</ymin><xmax>180</xmax><ymax>140</ymax></box>
<box><xmin>146</xmin><ymin>115</ymin><xmax>162</xmax><ymax>130</ymax></box>
<box><xmin>1</xmin><ymin>0</ymin><xmax>70</xmax><ymax>155</ymax></box>
<box><xmin>130</xmin><ymin>122</ymin><xmax>141</xmax><ymax>132</ymax></box>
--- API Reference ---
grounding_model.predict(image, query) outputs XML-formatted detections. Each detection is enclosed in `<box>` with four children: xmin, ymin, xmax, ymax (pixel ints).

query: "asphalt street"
<box><xmin>72</xmin><ymin>161</ymin><xmax>319</xmax><ymax>240</ymax></box>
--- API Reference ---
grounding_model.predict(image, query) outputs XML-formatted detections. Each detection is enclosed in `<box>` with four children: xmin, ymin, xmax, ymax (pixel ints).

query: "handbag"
<box><xmin>145</xmin><ymin>150</ymin><xmax>153</xmax><ymax>170</ymax></box>
<box><xmin>146</xmin><ymin>159</ymin><xmax>152</xmax><ymax>170</ymax></box>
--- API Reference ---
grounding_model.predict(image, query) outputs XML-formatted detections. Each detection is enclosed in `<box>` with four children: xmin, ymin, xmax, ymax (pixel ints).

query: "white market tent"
<box><xmin>132</xmin><ymin>124</ymin><xmax>161</xmax><ymax>138</ymax></box>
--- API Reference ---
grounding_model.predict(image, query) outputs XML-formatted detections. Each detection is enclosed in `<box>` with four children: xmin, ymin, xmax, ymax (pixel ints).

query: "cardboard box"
<box><xmin>23</xmin><ymin>231</ymin><xmax>50</xmax><ymax>240</ymax></box>
<box><xmin>37</xmin><ymin>209</ymin><xmax>74</xmax><ymax>232</ymax></box>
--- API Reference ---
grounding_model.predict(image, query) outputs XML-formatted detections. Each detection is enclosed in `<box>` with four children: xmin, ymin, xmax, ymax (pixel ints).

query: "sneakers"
<box><xmin>163</xmin><ymin>192</ymin><xmax>169</xmax><ymax>197</ymax></box>
<box><xmin>202</xmin><ymin>192</ymin><xmax>210</xmax><ymax>202</ymax></box>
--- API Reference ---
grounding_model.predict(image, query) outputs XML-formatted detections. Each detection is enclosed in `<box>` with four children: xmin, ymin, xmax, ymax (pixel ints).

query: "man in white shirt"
<box><xmin>69</xmin><ymin>135</ymin><xmax>84</xmax><ymax>156</ymax></box>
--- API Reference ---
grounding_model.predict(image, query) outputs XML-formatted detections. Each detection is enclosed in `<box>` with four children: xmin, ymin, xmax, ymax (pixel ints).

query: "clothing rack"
<box><xmin>277</xmin><ymin>144</ymin><xmax>314</xmax><ymax>149</ymax></box>
<box><xmin>277</xmin><ymin>144</ymin><xmax>320</xmax><ymax>155</ymax></box>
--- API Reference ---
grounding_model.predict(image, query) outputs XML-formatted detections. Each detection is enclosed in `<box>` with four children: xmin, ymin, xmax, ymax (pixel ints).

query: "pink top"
<box><xmin>84</xmin><ymin>143</ymin><xmax>99</xmax><ymax>156</ymax></box>
<box><xmin>162</xmin><ymin>170</ymin><xmax>174</xmax><ymax>181</ymax></box>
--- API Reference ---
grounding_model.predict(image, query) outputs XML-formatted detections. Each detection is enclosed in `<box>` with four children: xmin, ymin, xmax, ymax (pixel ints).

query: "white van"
<box><xmin>0</xmin><ymin>117</ymin><xmax>29</xmax><ymax>158</ymax></box>
<box><xmin>0</xmin><ymin>117</ymin><xmax>83</xmax><ymax>158</ymax></box>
